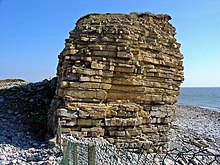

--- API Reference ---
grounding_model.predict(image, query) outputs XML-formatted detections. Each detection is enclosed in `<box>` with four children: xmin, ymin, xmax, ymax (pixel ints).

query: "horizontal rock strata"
<box><xmin>50</xmin><ymin>12</ymin><xmax>184</xmax><ymax>149</ymax></box>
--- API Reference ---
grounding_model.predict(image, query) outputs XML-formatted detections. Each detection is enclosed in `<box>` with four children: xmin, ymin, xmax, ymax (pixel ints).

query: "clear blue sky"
<box><xmin>0</xmin><ymin>0</ymin><xmax>219</xmax><ymax>87</ymax></box>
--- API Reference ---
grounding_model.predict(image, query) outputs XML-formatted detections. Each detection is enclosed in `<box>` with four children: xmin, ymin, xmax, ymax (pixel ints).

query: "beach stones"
<box><xmin>0</xmin><ymin>96</ymin><xmax>3</xmax><ymax>103</ymax></box>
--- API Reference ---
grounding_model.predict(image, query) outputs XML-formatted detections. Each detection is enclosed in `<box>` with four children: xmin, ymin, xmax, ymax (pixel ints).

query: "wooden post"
<box><xmin>88</xmin><ymin>142</ymin><xmax>96</xmax><ymax>165</ymax></box>
<box><xmin>60</xmin><ymin>139</ymin><xmax>68</xmax><ymax>165</ymax></box>
<box><xmin>72</xmin><ymin>142</ymin><xmax>78</xmax><ymax>165</ymax></box>
<box><xmin>63</xmin><ymin>139</ymin><xmax>68</xmax><ymax>160</ymax></box>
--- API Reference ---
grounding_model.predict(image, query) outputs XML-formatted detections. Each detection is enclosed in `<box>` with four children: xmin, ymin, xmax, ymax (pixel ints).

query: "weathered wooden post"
<box><xmin>88</xmin><ymin>142</ymin><xmax>96</xmax><ymax>165</ymax></box>
<box><xmin>71</xmin><ymin>142</ymin><xmax>78</xmax><ymax>165</ymax></box>
<box><xmin>60</xmin><ymin>141</ymin><xmax>78</xmax><ymax>165</ymax></box>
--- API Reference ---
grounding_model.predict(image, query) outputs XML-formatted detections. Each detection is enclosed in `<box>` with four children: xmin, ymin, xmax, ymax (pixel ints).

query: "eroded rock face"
<box><xmin>50</xmin><ymin>13</ymin><xmax>184</xmax><ymax>149</ymax></box>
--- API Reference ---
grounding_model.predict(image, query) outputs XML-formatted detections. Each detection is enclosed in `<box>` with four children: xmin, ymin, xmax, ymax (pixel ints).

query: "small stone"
<box><xmin>205</xmin><ymin>137</ymin><xmax>215</xmax><ymax>143</ymax></box>
<box><xmin>8</xmin><ymin>110</ymin><xmax>13</xmax><ymax>114</ymax></box>
<box><xmin>48</xmin><ymin>156</ymin><xmax>54</xmax><ymax>165</ymax></box>
<box><xmin>0</xmin><ymin>97</ymin><xmax>3</xmax><ymax>103</ymax></box>
<box><xmin>17</xmin><ymin>159</ymin><xmax>22</xmax><ymax>164</ymax></box>
<box><xmin>48</xmin><ymin>137</ymin><xmax>56</xmax><ymax>145</ymax></box>
<box><xmin>29</xmin><ymin>99</ymin><xmax>34</xmax><ymax>103</ymax></box>
<box><xmin>12</xmin><ymin>159</ymin><xmax>17</xmax><ymax>164</ymax></box>
<box><xmin>0</xmin><ymin>160</ymin><xmax>7</xmax><ymax>165</ymax></box>
<box><xmin>0</xmin><ymin>136</ymin><xmax>6</xmax><ymax>143</ymax></box>
<box><xmin>32</xmin><ymin>142</ymin><xmax>39</xmax><ymax>147</ymax></box>
<box><xmin>0</xmin><ymin>155</ymin><xmax>6</xmax><ymax>160</ymax></box>
<box><xmin>206</xmin><ymin>148</ymin><xmax>220</xmax><ymax>155</ymax></box>
<box><xmin>40</xmin><ymin>143</ymin><xmax>46</xmax><ymax>148</ymax></box>
<box><xmin>27</xmin><ymin>157</ymin><xmax>36</xmax><ymax>162</ymax></box>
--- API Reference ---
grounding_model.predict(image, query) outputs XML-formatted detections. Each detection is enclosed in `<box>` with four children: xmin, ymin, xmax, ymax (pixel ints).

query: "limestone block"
<box><xmin>77</xmin><ymin>119</ymin><xmax>92</xmax><ymax>126</ymax></box>
<box><xmin>139</xmin><ymin>110</ymin><xmax>149</xmax><ymax>117</ymax></box>
<box><xmin>93</xmin><ymin>51</ymin><xmax>116</xmax><ymax>57</ymax></box>
<box><xmin>65</xmin><ymin>119</ymin><xmax>77</xmax><ymax>126</ymax></box>
<box><xmin>150</xmin><ymin>110</ymin><xmax>167</xmax><ymax>118</ymax></box>
<box><xmin>143</xmin><ymin>126</ymin><xmax>158</xmax><ymax>133</ymax></box>
<box><xmin>117</xmin><ymin>52</ymin><xmax>133</xmax><ymax>59</ymax></box>
<box><xmin>60</xmin><ymin>81</ymin><xmax>69</xmax><ymax>88</ymax></box>
<box><xmin>107</xmin><ymin>45</ymin><xmax>117</xmax><ymax>50</ymax></box>
<box><xmin>143</xmin><ymin>57</ymin><xmax>160</xmax><ymax>64</ymax></box>
<box><xmin>116</xmin><ymin>110</ymin><xmax>126</xmax><ymax>117</ymax></box>
<box><xmin>125</xmin><ymin>130</ymin><xmax>140</xmax><ymax>137</ymax></box>
<box><xmin>57</xmin><ymin>108</ymin><xmax>78</xmax><ymax>119</ymax></box>
<box><xmin>100</xmin><ymin>83</ymin><xmax>111</xmax><ymax>89</ymax></box>
<box><xmin>151</xmin><ymin>95</ymin><xmax>163</xmax><ymax>103</ymax></box>
<box><xmin>114</xmin><ymin>66</ymin><xmax>134</xmax><ymax>73</ymax></box>
<box><xmin>97</xmin><ymin>90</ymin><xmax>107</xmax><ymax>100</ymax></box>
<box><xmin>63</xmin><ymin>49</ymin><xmax>78</xmax><ymax>56</ymax></box>
<box><xmin>88</xmin><ymin>44</ymin><xmax>104</xmax><ymax>50</ymax></box>
<box><xmin>115</xmin><ymin>131</ymin><xmax>126</xmax><ymax>137</ymax></box>
<box><xmin>112</xmin><ymin>77</ymin><xmax>144</xmax><ymax>86</ymax></box>
<box><xmin>81</xmin><ymin>37</ymin><xmax>90</xmax><ymax>41</ymax></box>
<box><xmin>91</xmin><ymin>61</ymin><xmax>106</xmax><ymax>69</ymax></box>
<box><xmin>164</xmin><ymin>117</ymin><xmax>173</xmax><ymax>123</ymax></box>
<box><xmin>51</xmin><ymin>13</ymin><xmax>184</xmax><ymax>149</ymax></box>
<box><xmin>79</xmin><ymin>76</ymin><xmax>90</xmax><ymax>82</ymax></box>
<box><xmin>79</xmin><ymin>110</ymin><xmax>90</xmax><ymax>118</ymax></box>
<box><xmin>84</xmin><ymin>57</ymin><xmax>92</xmax><ymax>61</ymax></box>
<box><xmin>66</xmin><ymin>74</ymin><xmax>79</xmax><ymax>81</ymax></box>
<box><xmin>157</xmin><ymin>125</ymin><xmax>170</xmax><ymax>132</ymax></box>
<box><xmin>61</xmin><ymin>127</ymin><xmax>71</xmax><ymax>133</ymax></box>
<box><xmin>80</xmin><ymin>82</ymin><xmax>100</xmax><ymax>89</ymax></box>
<box><xmin>65</xmin><ymin>90</ymin><xmax>97</xmax><ymax>99</ymax></box>
<box><xmin>142</xmin><ymin>117</ymin><xmax>151</xmax><ymax>124</ymax></box>
<box><xmin>76</xmin><ymin>68</ymin><xmax>96</xmax><ymax>76</ymax></box>
<box><xmin>108</xmin><ymin>131</ymin><xmax>115</xmax><ymax>136</ymax></box>
<box><xmin>81</xmin><ymin>128</ymin><xmax>91</xmax><ymax>132</ymax></box>
<box><xmin>70</xmin><ymin>126</ymin><xmax>81</xmax><ymax>131</ymax></box>
<box><xmin>151</xmin><ymin>117</ymin><xmax>157</xmax><ymax>124</ymax></box>
<box><xmin>90</xmin><ymin>76</ymin><xmax>102</xmax><ymax>83</ymax></box>
<box><xmin>156</xmin><ymin>118</ymin><xmax>164</xmax><ymax>124</ymax></box>
<box><xmin>137</xmin><ymin>140</ymin><xmax>153</xmax><ymax>148</ymax></box>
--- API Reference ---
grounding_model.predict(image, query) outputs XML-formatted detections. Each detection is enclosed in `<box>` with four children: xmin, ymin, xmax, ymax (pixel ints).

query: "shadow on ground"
<box><xmin>0</xmin><ymin>78</ymin><xmax>57</xmax><ymax>148</ymax></box>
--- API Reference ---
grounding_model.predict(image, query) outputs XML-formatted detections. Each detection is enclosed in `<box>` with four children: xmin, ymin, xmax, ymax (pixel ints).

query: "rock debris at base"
<box><xmin>0</xmin><ymin>106</ymin><xmax>62</xmax><ymax>165</ymax></box>
<box><xmin>0</xmin><ymin>79</ymin><xmax>62</xmax><ymax>165</ymax></box>
<box><xmin>0</xmin><ymin>79</ymin><xmax>220</xmax><ymax>164</ymax></box>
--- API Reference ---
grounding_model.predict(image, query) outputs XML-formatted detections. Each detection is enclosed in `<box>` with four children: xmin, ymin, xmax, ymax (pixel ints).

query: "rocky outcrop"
<box><xmin>50</xmin><ymin>12</ymin><xmax>184</xmax><ymax>149</ymax></box>
<box><xmin>0</xmin><ymin>78</ymin><xmax>57</xmax><ymax>138</ymax></box>
<box><xmin>0</xmin><ymin>79</ymin><xmax>27</xmax><ymax>90</ymax></box>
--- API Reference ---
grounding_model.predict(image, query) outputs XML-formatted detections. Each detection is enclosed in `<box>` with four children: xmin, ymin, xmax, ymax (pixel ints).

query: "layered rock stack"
<box><xmin>50</xmin><ymin>12</ymin><xmax>184</xmax><ymax>149</ymax></box>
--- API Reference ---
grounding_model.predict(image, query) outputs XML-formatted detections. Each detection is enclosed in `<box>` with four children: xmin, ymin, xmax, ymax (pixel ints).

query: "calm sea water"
<box><xmin>178</xmin><ymin>87</ymin><xmax>220</xmax><ymax>110</ymax></box>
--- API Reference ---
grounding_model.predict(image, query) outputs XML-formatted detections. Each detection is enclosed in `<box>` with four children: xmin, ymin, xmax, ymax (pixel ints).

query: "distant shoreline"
<box><xmin>177</xmin><ymin>103</ymin><xmax>220</xmax><ymax>111</ymax></box>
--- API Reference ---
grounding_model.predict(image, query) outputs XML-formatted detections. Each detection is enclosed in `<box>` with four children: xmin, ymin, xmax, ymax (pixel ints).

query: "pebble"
<box><xmin>0</xmin><ymin>155</ymin><xmax>6</xmax><ymax>160</ymax></box>
<box><xmin>0</xmin><ymin>79</ymin><xmax>62</xmax><ymax>164</ymax></box>
<box><xmin>0</xmin><ymin>105</ymin><xmax>62</xmax><ymax>164</ymax></box>
<box><xmin>29</xmin><ymin>99</ymin><xmax>34</xmax><ymax>103</ymax></box>
<box><xmin>206</xmin><ymin>148</ymin><xmax>220</xmax><ymax>155</ymax></box>
<box><xmin>0</xmin><ymin>97</ymin><xmax>3</xmax><ymax>103</ymax></box>
<box><xmin>0</xmin><ymin>160</ymin><xmax>7</xmax><ymax>165</ymax></box>
<box><xmin>12</xmin><ymin>159</ymin><xmax>17</xmax><ymax>164</ymax></box>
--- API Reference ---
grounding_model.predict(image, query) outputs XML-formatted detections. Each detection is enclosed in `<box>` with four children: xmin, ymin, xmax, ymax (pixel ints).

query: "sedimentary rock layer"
<box><xmin>50</xmin><ymin>12</ymin><xmax>184</xmax><ymax>149</ymax></box>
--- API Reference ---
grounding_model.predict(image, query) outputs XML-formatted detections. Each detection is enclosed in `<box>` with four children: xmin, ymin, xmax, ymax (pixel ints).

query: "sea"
<box><xmin>177</xmin><ymin>87</ymin><xmax>220</xmax><ymax>110</ymax></box>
